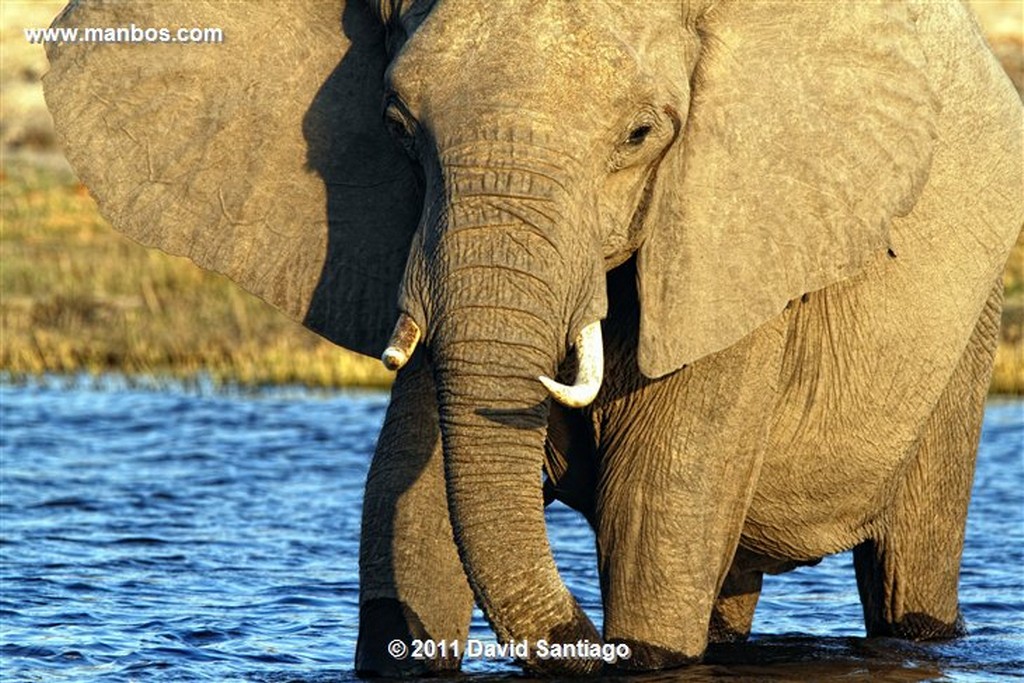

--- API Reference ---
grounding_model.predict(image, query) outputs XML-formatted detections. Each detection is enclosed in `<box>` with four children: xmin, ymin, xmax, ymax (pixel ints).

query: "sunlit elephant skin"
<box><xmin>44</xmin><ymin>0</ymin><xmax>1022</xmax><ymax>676</ymax></box>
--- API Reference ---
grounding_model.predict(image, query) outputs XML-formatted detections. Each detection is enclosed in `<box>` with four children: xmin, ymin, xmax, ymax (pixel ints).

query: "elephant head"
<box><xmin>45</xmin><ymin>0</ymin><xmax>940</xmax><ymax>673</ymax></box>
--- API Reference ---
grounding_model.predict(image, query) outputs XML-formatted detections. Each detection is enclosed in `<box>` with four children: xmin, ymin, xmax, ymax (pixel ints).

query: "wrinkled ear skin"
<box><xmin>43</xmin><ymin>0</ymin><xmax>421</xmax><ymax>358</ymax></box>
<box><xmin>637</xmin><ymin>1</ymin><xmax>939</xmax><ymax>378</ymax></box>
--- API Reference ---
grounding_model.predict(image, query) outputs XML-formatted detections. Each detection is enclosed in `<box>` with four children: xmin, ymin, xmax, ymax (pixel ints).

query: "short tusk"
<box><xmin>381</xmin><ymin>313</ymin><xmax>421</xmax><ymax>371</ymax></box>
<box><xmin>538</xmin><ymin>321</ymin><xmax>604</xmax><ymax>408</ymax></box>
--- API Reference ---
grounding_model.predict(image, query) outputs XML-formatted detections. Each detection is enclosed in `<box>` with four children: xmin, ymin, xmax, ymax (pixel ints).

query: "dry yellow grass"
<box><xmin>991</xmin><ymin>341</ymin><xmax>1023</xmax><ymax>394</ymax></box>
<box><xmin>1</xmin><ymin>161</ymin><xmax>394</xmax><ymax>388</ymax></box>
<box><xmin>1</xmin><ymin>2</ymin><xmax>65</xmax><ymax>156</ymax></box>
<box><xmin>1</xmin><ymin>1</ymin><xmax>1022</xmax><ymax>391</ymax></box>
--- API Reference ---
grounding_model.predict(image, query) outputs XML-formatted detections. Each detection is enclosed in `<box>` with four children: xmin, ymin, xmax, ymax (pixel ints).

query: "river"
<box><xmin>1</xmin><ymin>377</ymin><xmax>1021</xmax><ymax>681</ymax></box>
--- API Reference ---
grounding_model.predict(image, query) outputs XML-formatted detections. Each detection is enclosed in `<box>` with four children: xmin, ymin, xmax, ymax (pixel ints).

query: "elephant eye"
<box><xmin>626</xmin><ymin>125</ymin><xmax>652</xmax><ymax>146</ymax></box>
<box><xmin>383</xmin><ymin>100</ymin><xmax>417</xmax><ymax>154</ymax></box>
<box><xmin>385</xmin><ymin>107</ymin><xmax>412</xmax><ymax>138</ymax></box>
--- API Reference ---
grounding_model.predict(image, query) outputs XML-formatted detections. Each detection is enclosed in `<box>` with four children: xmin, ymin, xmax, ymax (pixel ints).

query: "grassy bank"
<box><xmin>1</xmin><ymin>161</ymin><xmax>393</xmax><ymax>388</ymax></box>
<box><xmin>1</xmin><ymin>1</ymin><xmax>1021</xmax><ymax>392</ymax></box>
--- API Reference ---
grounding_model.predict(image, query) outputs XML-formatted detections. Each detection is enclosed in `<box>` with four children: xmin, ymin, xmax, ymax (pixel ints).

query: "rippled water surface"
<box><xmin>1</xmin><ymin>378</ymin><xmax>1021</xmax><ymax>681</ymax></box>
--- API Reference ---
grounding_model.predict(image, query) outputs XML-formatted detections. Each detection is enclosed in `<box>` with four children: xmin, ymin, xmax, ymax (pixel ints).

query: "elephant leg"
<box><xmin>595</xmin><ymin>325</ymin><xmax>782</xmax><ymax>670</ymax></box>
<box><xmin>853</xmin><ymin>280</ymin><xmax>1003</xmax><ymax>640</ymax></box>
<box><xmin>356</xmin><ymin>354</ymin><xmax>474</xmax><ymax>676</ymax></box>
<box><xmin>596</xmin><ymin>416</ymin><xmax>763</xmax><ymax>669</ymax></box>
<box><xmin>708</xmin><ymin>559</ymin><xmax>763</xmax><ymax>643</ymax></box>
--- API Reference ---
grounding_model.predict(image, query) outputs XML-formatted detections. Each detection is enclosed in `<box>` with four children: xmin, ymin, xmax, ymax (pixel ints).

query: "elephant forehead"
<box><xmin>388</xmin><ymin>0</ymin><xmax>653</xmax><ymax>121</ymax></box>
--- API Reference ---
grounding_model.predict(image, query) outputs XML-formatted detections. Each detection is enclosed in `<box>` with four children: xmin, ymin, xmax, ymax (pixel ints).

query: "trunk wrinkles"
<box><xmin>420</xmin><ymin>152</ymin><xmax>603</xmax><ymax>672</ymax></box>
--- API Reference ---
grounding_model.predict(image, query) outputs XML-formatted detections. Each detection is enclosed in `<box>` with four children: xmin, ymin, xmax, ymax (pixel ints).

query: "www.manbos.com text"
<box><xmin>24</xmin><ymin>24</ymin><xmax>223</xmax><ymax>45</ymax></box>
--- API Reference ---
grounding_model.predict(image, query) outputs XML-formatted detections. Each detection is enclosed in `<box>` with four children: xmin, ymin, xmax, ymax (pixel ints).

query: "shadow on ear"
<box><xmin>637</xmin><ymin>2</ymin><xmax>938</xmax><ymax>379</ymax></box>
<box><xmin>303</xmin><ymin>1</ymin><xmax>423</xmax><ymax>356</ymax></box>
<box><xmin>44</xmin><ymin>0</ymin><xmax>420</xmax><ymax>359</ymax></box>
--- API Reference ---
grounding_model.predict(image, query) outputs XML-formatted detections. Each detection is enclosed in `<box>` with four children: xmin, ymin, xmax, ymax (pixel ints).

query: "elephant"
<box><xmin>44</xmin><ymin>0</ymin><xmax>1022</xmax><ymax>677</ymax></box>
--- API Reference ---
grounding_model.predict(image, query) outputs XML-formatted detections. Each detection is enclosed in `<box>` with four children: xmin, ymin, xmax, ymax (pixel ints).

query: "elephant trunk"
<box><xmin>431</xmin><ymin>303</ymin><xmax>602</xmax><ymax>675</ymax></box>
<box><xmin>417</xmin><ymin>178</ymin><xmax>605</xmax><ymax>673</ymax></box>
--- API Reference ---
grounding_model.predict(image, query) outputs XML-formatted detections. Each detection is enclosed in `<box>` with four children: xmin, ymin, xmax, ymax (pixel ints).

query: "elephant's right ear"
<box><xmin>43</xmin><ymin>0</ymin><xmax>421</xmax><ymax>358</ymax></box>
<box><xmin>636</xmin><ymin>1</ymin><xmax>938</xmax><ymax>378</ymax></box>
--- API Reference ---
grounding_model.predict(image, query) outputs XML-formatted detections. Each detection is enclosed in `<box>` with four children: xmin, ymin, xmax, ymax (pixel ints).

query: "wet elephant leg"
<box><xmin>356</xmin><ymin>355</ymin><xmax>474</xmax><ymax>676</ymax></box>
<box><xmin>854</xmin><ymin>281</ymin><xmax>1002</xmax><ymax>640</ymax></box>
<box><xmin>708</xmin><ymin>560</ymin><xmax>763</xmax><ymax>643</ymax></box>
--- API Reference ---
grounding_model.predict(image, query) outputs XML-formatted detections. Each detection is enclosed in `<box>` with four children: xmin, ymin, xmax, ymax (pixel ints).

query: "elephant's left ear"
<box><xmin>636</xmin><ymin>1</ymin><xmax>938</xmax><ymax>378</ymax></box>
<box><xmin>43</xmin><ymin>0</ymin><xmax>423</xmax><ymax>360</ymax></box>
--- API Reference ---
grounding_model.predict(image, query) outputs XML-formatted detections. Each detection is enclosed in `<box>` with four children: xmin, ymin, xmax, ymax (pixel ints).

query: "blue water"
<box><xmin>1</xmin><ymin>377</ymin><xmax>1021</xmax><ymax>682</ymax></box>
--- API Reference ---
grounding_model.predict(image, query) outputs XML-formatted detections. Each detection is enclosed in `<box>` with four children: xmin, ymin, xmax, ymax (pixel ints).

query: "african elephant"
<box><xmin>44</xmin><ymin>0</ymin><xmax>1022</xmax><ymax>677</ymax></box>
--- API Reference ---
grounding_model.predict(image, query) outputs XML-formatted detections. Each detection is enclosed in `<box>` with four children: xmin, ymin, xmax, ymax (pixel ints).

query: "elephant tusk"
<box><xmin>539</xmin><ymin>321</ymin><xmax>604</xmax><ymax>408</ymax></box>
<box><xmin>381</xmin><ymin>313</ymin><xmax>421</xmax><ymax>371</ymax></box>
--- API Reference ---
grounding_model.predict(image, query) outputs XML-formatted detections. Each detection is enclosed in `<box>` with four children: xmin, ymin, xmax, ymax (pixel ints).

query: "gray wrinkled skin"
<box><xmin>44</xmin><ymin>0</ymin><xmax>1022</xmax><ymax>676</ymax></box>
